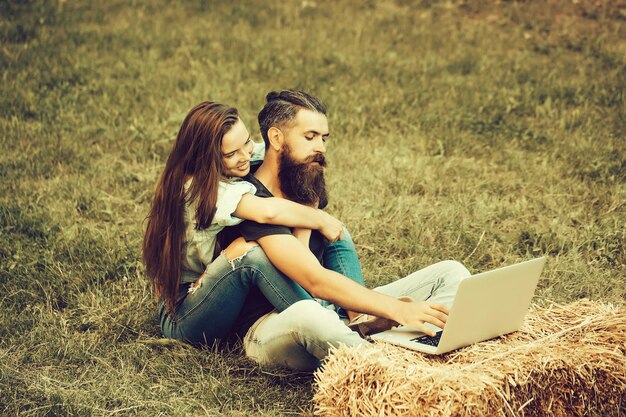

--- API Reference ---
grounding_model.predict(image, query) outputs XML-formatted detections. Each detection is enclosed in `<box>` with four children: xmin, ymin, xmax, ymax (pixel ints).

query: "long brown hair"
<box><xmin>143</xmin><ymin>102</ymin><xmax>239</xmax><ymax>315</ymax></box>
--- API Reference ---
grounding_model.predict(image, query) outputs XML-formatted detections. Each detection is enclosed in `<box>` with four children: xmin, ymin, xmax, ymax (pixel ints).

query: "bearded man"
<box><xmin>220</xmin><ymin>90</ymin><xmax>470</xmax><ymax>371</ymax></box>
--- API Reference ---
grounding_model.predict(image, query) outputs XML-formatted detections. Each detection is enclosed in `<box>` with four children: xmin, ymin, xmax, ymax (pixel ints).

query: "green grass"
<box><xmin>1</xmin><ymin>0</ymin><xmax>624</xmax><ymax>415</ymax></box>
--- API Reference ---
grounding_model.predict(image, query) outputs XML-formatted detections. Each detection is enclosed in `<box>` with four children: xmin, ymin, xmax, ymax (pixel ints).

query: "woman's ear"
<box><xmin>267</xmin><ymin>126</ymin><xmax>283</xmax><ymax>151</ymax></box>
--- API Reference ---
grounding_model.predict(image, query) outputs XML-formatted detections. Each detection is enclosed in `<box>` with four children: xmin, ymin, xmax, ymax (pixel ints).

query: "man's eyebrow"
<box><xmin>305</xmin><ymin>130</ymin><xmax>330</xmax><ymax>137</ymax></box>
<box><xmin>222</xmin><ymin>134</ymin><xmax>250</xmax><ymax>155</ymax></box>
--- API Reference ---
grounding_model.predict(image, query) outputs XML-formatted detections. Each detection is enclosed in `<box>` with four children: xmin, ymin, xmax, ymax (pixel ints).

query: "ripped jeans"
<box><xmin>316</xmin><ymin>228</ymin><xmax>365</xmax><ymax>315</ymax></box>
<box><xmin>159</xmin><ymin>245</ymin><xmax>313</xmax><ymax>345</ymax></box>
<box><xmin>159</xmin><ymin>228</ymin><xmax>366</xmax><ymax>345</ymax></box>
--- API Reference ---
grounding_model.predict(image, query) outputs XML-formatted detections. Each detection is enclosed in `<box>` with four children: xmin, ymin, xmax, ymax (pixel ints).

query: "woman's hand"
<box><xmin>317</xmin><ymin>210</ymin><xmax>344</xmax><ymax>242</ymax></box>
<box><xmin>392</xmin><ymin>298</ymin><xmax>450</xmax><ymax>336</ymax></box>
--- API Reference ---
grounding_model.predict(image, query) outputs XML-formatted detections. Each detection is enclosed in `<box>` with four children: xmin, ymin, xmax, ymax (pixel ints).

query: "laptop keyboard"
<box><xmin>410</xmin><ymin>330</ymin><xmax>443</xmax><ymax>347</ymax></box>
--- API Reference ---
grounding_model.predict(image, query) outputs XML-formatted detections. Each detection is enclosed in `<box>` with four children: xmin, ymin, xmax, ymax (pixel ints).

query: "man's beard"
<box><xmin>278</xmin><ymin>146</ymin><xmax>328</xmax><ymax>207</ymax></box>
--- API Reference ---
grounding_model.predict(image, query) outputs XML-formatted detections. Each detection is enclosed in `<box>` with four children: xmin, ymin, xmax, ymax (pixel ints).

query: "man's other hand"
<box><xmin>394</xmin><ymin>299</ymin><xmax>450</xmax><ymax>337</ymax></box>
<box><xmin>318</xmin><ymin>210</ymin><xmax>344</xmax><ymax>242</ymax></box>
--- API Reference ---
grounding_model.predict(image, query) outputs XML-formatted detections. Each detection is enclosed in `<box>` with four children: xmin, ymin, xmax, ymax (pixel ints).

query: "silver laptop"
<box><xmin>370</xmin><ymin>257</ymin><xmax>546</xmax><ymax>354</ymax></box>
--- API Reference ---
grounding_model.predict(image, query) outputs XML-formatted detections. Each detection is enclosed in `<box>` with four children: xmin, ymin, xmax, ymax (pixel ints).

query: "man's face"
<box><xmin>276</xmin><ymin>109</ymin><xmax>330</xmax><ymax>206</ymax></box>
<box><xmin>280</xmin><ymin>109</ymin><xmax>329</xmax><ymax>164</ymax></box>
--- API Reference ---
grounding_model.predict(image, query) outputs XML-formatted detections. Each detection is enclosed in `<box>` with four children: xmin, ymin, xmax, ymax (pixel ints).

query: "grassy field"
<box><xmin>1</xmin><ymin>0</ymin><xmax>624</xmax><ymax>415</ymax></box>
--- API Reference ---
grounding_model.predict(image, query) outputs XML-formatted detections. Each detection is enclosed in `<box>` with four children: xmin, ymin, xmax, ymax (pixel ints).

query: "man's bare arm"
<box><xmin>234</xmin><ymin>194</ymin><xmax>343</xmax><ymax>242</ymax></box>
<box><xmin>256</xmin><ymin>234</ymin><xmax>449</xmax><ymax>336</ymax></box>
<box><xmin>292</xmin><ymin>228</ymin><xmax>312</xmax><ymax>247</ymax></box>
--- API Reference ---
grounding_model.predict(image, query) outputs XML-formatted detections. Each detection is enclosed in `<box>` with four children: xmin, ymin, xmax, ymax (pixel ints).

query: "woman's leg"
<box><xmin>160</xmin><ymin>244</ymin><xmax>313</xmax><ymax>345</ymax></box>
<box><xmin>230</xmin><ymin>244</ymin><xmax>314</xmax><ymax>311</ymax></box>
<box><xmin>322</xmin><ymin>227</ymin><xmax>365</xmax><ymax>286</ymax></box>
<box><xmin>319</xmin><ymin>227</ymin><xmax>365</xmax><ymax>317</ymax></box>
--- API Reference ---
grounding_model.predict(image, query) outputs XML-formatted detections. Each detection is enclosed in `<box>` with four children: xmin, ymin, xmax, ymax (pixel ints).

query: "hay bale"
<box><xmin>314</xmin><ymin>300</ymin><xmax>625</xmax><ymax>417</ymax></box>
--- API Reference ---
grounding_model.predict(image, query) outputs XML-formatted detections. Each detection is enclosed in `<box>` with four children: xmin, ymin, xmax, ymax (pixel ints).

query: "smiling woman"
<box><xmin>142</xmin><ymin>100</ymin><xmax>346</xmax><ymax>344</ymax></box>
<box><xmin>221</xmin><ymin>119</ymin><xmax>254</xmax><ymax>177</ymax></box>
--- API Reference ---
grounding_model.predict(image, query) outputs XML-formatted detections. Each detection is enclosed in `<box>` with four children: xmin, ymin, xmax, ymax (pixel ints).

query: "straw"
<box><xmin>314</xmin><ymin>300</ymin><xmax>625</xmax><ymax>417</ymax></box>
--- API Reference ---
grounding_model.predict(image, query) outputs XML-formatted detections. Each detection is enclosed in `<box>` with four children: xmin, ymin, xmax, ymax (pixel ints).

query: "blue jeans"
<box><xmin>159</xmin><ymin>228</ymin><xmax>365</xmax><ymax>344</ymax></box>
<box><xmin>323</xmin><ymin>228</ymin><xmax>365</xmax><ymax>286</ymax></box>
<box><xmin>317</xmin><ymin>228</ymin><xmax>365</xmax><ymax>316</ymax></box>
<box><xmin>159</xmin><ymin>245</ymin><xmax>313</xmax><ymax>344</ymax></box>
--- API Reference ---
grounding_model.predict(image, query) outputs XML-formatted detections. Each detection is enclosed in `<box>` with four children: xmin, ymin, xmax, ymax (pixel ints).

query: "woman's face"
<box><xmin>221</xmin><ymin>118</ymin><xmax>254</xmax><ymax>177</ymax></box>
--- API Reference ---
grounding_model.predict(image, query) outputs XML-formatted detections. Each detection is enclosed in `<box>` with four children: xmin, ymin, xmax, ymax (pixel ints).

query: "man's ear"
<box><xmin>267</xmin><ymin>126</ymin><xmax>283</xmax><ymax>151</ymax></box>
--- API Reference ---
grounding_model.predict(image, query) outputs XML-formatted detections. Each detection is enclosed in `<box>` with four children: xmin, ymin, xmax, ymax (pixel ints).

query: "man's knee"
<box><xmin>286</xmin><ymin>300</ymin><xmax>341</xmax><ymax>333</ymax></box>
<box><xmin>437</xmin><ymin>260</ymin><xmax>471</xmax><ymax>280</ymax></box>
<box><xmin>284</xmin><ymin>300</ymin><xmax>366</xmax><ymax>356</ymax></box>
<box><xmin>286</xmin><ymin>300</ymin><xmax>328</xmax><ymax>320</ymax></box>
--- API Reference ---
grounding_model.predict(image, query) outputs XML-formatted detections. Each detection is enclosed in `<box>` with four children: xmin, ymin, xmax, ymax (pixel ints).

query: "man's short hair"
<box><xmin>257</xmin><ymin>90</ymin><xmax>327</xmax><ymax>148</ymax></box>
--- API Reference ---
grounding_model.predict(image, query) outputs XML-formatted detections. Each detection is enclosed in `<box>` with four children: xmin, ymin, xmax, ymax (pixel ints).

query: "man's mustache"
<box><xmin>305</xmin><ymin>153</ymin><xmax>327</xmax><ymax>167</ymax></box>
